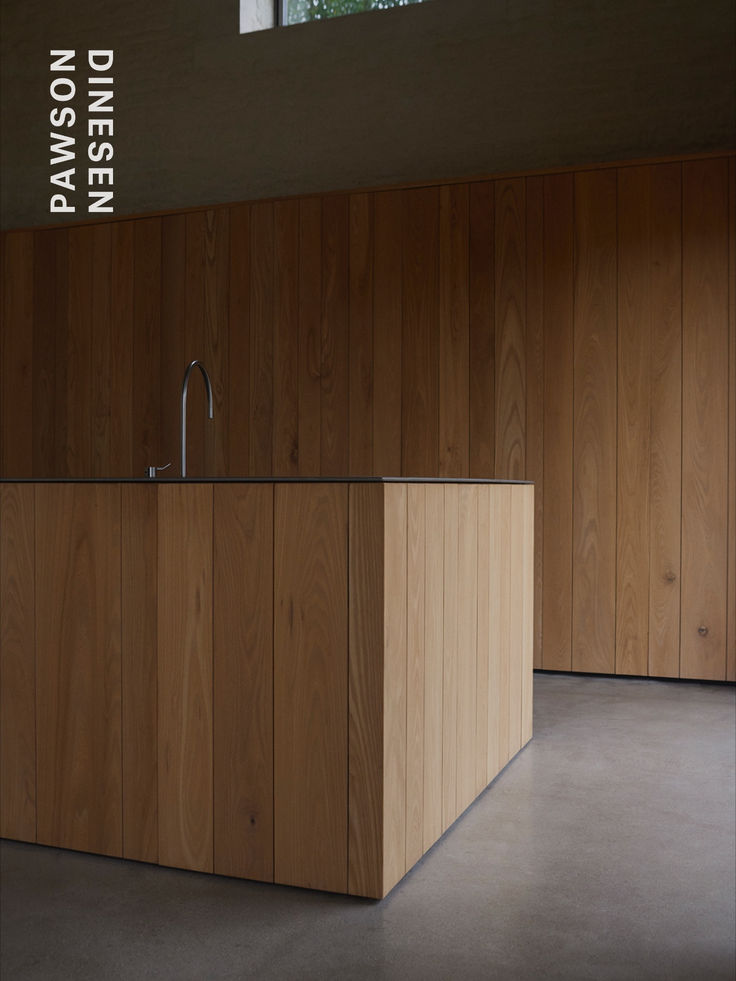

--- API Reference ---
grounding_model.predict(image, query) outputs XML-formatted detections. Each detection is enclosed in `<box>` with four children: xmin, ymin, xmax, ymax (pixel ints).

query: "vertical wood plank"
<box><xmin>520</xmin><ymin>485</ymin><xmax>535</xmax><ymax>746</ymax></box>
<box><xmin>228</xmin><ymin>204</ymin><xmax>251</xmax><ymax>476</ymax></box>
<box><xmin>133</xmin><ymin>218</ymin><xmax>162</xmax><ymax>477</ymax></box>
<box><xmin>298</xmin><ymin>198</ymin><xmax>322</xmax><ymax>475</ymax></box>
<box><xmin>373</xmin><ymin>191</ymin><xmax>403</xmax><ymax>476</ymax></box>
<box><xmin>469</xmin><ymin>182</ymin><xmax>495</xmax><ymax>478</ymax></box>
<box><xmin>273</xmin><ymin>201</ymin><xmax>300</xmax><ymax>476</ymax></box>
<box><xmin>90</xmin><ymin>224</ymin><xmax>112</xmax><ymax>477</ymax></box>
<box><xmin>274</xmin><ymin>484</ymin><xmax>348</xmax><ymax>893</ymax></box>
<box><xmin>383</xmin><ymin>483</ymin><xmax>407</xmax><ymax>890</ymax></box>
<box><xmin>109</xmin><ymin>222</ymin><xmax>134</xmax><ymax>477</ymax></box>
<box><xmin>441</xmin><ymin>483</ymin><xmax>459</xmax><ymax>829</ymax></box>
<box><xmin>456</xmin><ymin>484</ymin><xmax>478</xmax><ymax>814</ymax></box>
<box><xmin>0</xmin><ymin>484</ymin><xmax>36</xmax><ymax>840</ymax></box>
<box><xmin>617</xmin><ymin>166</ymin><xmax>651</xmax><ymax>676</ymax></box>
<box><xmin>202</xmin><ymin>210</ymin><xmax>229</xmax><ymax>478</ymax></box>
<box><xmin>66</xmin><ymin>227</ymin><xmax>95</xmax><ymax>476</ymax></box>
<box><xmin>321</xmin><ymin>196</ymin><xmax>350</xmax><ymax>476</ymax></box>
<box><xmin>648</xmin><ymin>163</ymin><xmax>682</xmax><ymax>678</ymax></box>
<box><xmin>403</xmin><ymin>188</ymin><xmax>439</xmax><ymax>477</ymax></box>
<box><xmin>32</xmin><ymin>230</ymin><xmax>67</xmax><ymax>478</ymax></box>
<box><xmin>542</xmin><ymin>174</ymin><xmax>574</xmax><ymax>671</ymax></box>
<box><xmin>349</xmin><ymin>193</ymin><xmax>374</xmax><ymax>475</ymax></box>
<box><xmin>439</xmin><ymin>184</ymin><xmax>470</xmax><ymax>477</ymax></box>
<box><xmin>160</xmin><ymin>215</ymin><xmax>186</xmax><ymax>474</ymax></box>
<box><xmin>184</xmin><ymin>213</ymin><xmax>207</xmax><ymax>477</ymax></box>
<box><xmin>405</xmin><ymin>483</ymin><xmax>425</xmax><ymax>869</ymax></box>
<box><xmin>157</xmin><ymin>484</ymin><xmax>213</xmax><ymax>872</ymax></box>
<box><xmin>1</xmin><ymin>232</ymin><xmax>33</xmax><ymax>476</ymax></box>
<box><xmin>572</xmin><ymin>169</ymin><xmax>617</xmax><ymax>674</ymax></box>
<box><xmin>250</xmin><ymin>202</ymin><xmax>274</xmax><ymax>476</ymax></box>
<box><xmin>423</xmin><ymin>483</ymin><xmax>444</xmax><ymax>850</ymax></box>
<box><xmin>475</xmin><ymin>484</ymin><xmax>491</xmax><ymax>794</ymax></box>
<box><xmin>525</xmin><ymin>176</ymin><xmax>544</xmax><ymax>669</ymax></box>
<box><xmin>348</xmin><ymin>483</ymin><xmax>384</xmax><ymax>898</ymax></box>
<box><xmin>36</xmin><ymin>484</ymin><xmax>122</xmax><ymax>855</ymax></box>
<box><xmin>508</xmin><ymin>486</ymin><xmax>524</xmax><ymax>759</ymax></box>
<box><xmin>728</xmin><ymin>157</ymin><xmax>736</xmax><ymax>682</ymax></box>
<box><xmin>489</xmin><ymin>485</ymin><xmax>511</xmax><ymax>774</ymax></box>
<box><xmin>214</xmin><ymin>484</ymin><xmax>273</xmax><ymax>881</ymax></box>
<box><xmin>494</xmin><ymin>178</ymin><xmax>526</xmax><ymax>479</ymax></box>
<box><xmin>681</xmin><ymin>159</ymin><xmax>729</xmax><ymax>679</ymax></box>
<box><xmin>121</xmin><ymin>485</ymin><xmax>158</xmax><ymax>863</ymax></box>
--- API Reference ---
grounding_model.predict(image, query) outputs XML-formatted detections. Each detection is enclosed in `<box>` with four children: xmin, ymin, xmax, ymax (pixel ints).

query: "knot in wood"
<box><xmin>697</xmin><ymin>625</ymin><xmax>708</xmax><ymax>637</ymax></box>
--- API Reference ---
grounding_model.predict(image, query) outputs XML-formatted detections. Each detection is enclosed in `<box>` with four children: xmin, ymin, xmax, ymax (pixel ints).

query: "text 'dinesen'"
<box><xmin>50</xmin><ymin>49</ymin><xmax>114</xmax><ymax>214</ymax></box>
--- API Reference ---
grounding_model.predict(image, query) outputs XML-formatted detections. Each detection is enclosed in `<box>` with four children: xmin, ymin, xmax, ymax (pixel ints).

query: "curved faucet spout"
<box><xmin>181</xmin><ymin>360</ymin><xmax>214</xmax><ymax>477</ymax></box>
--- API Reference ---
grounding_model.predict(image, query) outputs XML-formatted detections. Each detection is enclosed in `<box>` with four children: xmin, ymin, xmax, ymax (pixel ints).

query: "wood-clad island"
<box><xmin>0</xmin><ymin>478</ymin><xmax>533</xmax><ymax>899</ymax></box>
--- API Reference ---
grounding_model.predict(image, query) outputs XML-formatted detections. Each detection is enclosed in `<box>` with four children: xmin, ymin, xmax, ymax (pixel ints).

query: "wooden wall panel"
<box><xmin>469</xmin><ymin>181</ymin><xmax>495</xmax><ymax>478</ymax></box>
<box><xmin>121</xmin><ymin>484</ymin><xmax>158</xmax><ymax>863</ymax></box>
<box><xmin>617</xmin><ymin>166</ymin><xmax>651</xmax><ymax>676</ymax></box>
<box><xmin>475</xmin><ymin>484</ymin><xmax>491</xmax><ymax>794</ymax></box>
<box><xmin>157</xmin><ymin>484</ymin><xmax>213</xmax><ymax>872</ymax></box>
<box><xmin>681</xmin><ymin>159</ymin><xmax>729</xmax><ymax>679</ymax></box>
<box><xmin>489</xmin><ymin>485</ymin><xmax>511</xmax><ymax>772</ymax></box>
<box><xmin>405</xmin><ymin>483</ymin><xmax>425</xmax><ymax>869</ymax></box>
<box><xmin>456</xmin><ymin>484</ymin><xmax>478</xmax><ymax>814</ymax></box>
<box><xmin>349</xmin><ymin>193</ymin><xmax>374</xmax><ymax>475</ymax></box>
<box><xmin>214</xmin><ymin>484</ymin><xmax>273</xmax><ymax>881</ymax></box>
<box><xmin>403</xmin><ymin>188</ymin><xmax>439</xmax><ymax>477</ymax></box>
<box><xmin>32</xmin><ymin>229</ymin><xmax>67</xmax><ymax>477</ymax></box>
<box><xmin>728</xmin><ymin>157</ymin><xmax>736</xmax><ymax>683</ymax></box>
<box><xmin>520</xmin><ymin>484</ymin><xmax>535</xmax><ymax>746</ymax></box>
<box><xmin>109</xmin><ymin>222</ymin><xmax>134</xmax><ymax>476</ymax></box>
<box><xmin>373</xmin><ymin>191</ymin><xmax>403</xmax><ymax>476</ymax></box>
<box><xmin>90</xmin><ymin>225</ymin><xmax>112</xmax><ymax>476</ymax></box>
<box><xmin>202</xmin><ymin>210</ymin><xmax>229</xmax><ymax>477</ymax></box>
<box><xmin>249</xmin><ymin>202</ymin><xmax>274</xmax><ymax>476</ymax></box>
<box><xmin>1</xmin><ymin>232</ymin><xmax>33</xmax><ymax>476</ymax></box>
<box><xmin>228</xmin><ymin>204</ymin><xmax>251</xmax><ymax>475</ymax></box>
<box><xmin>439</xmin><ymin>184</ymin><xmax>470</xmax><ymax>477</ymax></box>
<box><xmin>160</xmin><ymin>214</ymin><xmax>186</xmax><ymax>474</ymax></box>
<box><xmin>0</xmin><ymin>484</ymin><xmax>36</xmax><ymax>840</ymax></box>
<box><xmin>494</xmin><ymin>179</ymin><xmax>526</xmax><ymax>479</ymax></box>
<box><xmin>525</xmin><ymin>176</ymin><xmax>544</xmax><ymax>669</ymax></box>
<box><xmin>422</xmin><ymin>483</ymin><xmax>444</xmax><ymax>849</ymax></box>
<box><xmin>648</xmin><ymin>164</ymin><xmax>682</xmax><ymax>678</ymax></box>
<box><xmin>572</xmin><ymin>169</ymin><xmax>617</xmax><ymax>674</ymax></box>
<box><xmin>183</xmin><ymin>213</ymin><xmax>207</xmax><ymax>477</ymax></box>
<box><xmin>348</xmin><ymin>483</ymin><xmax>384</xmax><ymax>899</ymax></box>
<box><xmin>441</xmin><ymin>483</ymin><xmax>459</xmax><ymax>829</ymax></box>
<box><xmin>298</xmin><ymin>198</ymin><xmax>322</xmax><ymax>475</ymax></box>
<box><xmin>36</xmin><ymin>483</ymin><xmax>122</xmax><ymax>855</ymax></box>
<box><xmin>273</xmin><ymin>201</ymin><xmax>299</xmax><ymax>476</ymax></box>
<box><xmin>383</xmin><ymin>483</ymin><xmax>407</xmax><ymax>890</ymax></box>
<box><xmin>320</xmin><ymin>196</ymin><xmax>349</xmax><ymax>476</ymax></box>
<box><xmin>274</xmin><ymin>483</ymin><xmax>348</xmax><ymax>893</ymax></box>
<box><xmin>541</xmin><ymin>174</ymin><xmax>574</xmax><ymax>671</ymax></box>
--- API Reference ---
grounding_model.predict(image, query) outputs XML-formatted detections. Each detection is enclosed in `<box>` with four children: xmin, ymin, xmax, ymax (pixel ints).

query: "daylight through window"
<box><xmin>240</xmin><ymin>0</ymin><xmax>428</xmax><ymax>33</ymax></box>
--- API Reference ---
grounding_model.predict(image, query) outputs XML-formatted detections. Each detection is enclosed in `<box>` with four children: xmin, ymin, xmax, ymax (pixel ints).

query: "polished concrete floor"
<box><xmin>2</xmin><ymin>673</ymin><xmax>734</xmax><ymax>981</ymax></box>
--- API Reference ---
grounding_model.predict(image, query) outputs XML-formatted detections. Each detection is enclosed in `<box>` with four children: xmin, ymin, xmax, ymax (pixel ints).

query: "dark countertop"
<box><xmin>0</xmin><ymin>476</ymin><xmax>532</xmax><ymax>485</ymax></box>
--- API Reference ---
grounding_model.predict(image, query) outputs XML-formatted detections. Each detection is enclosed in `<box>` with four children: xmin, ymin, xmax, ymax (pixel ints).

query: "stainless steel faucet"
<box><xmin>181</xmin><ymin>360</ymin><xmax>214</xmax><ymax>477</ymax></box>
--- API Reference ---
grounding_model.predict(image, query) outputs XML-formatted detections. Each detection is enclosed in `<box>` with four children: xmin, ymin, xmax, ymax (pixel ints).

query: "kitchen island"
<box><xmin>0</xmin><ymin>478</ymin><xmax>533</xmax><ymax>899</ymax></box>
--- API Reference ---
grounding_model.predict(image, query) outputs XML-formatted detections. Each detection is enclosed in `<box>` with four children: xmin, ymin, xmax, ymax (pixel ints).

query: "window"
<box><xmin>240</xmin><ymin>0</ymin><xmax>428</xmax><ymax>33</ymax></box>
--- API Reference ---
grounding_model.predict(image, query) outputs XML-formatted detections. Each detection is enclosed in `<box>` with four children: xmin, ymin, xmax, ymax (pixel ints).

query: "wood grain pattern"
<box><xmin>228</xmin><ymin>204</ymin><xmax>251</xmax><ymax>475</ymax></box>
<box><xmin>542</xmin><ymin>174</ymin><xmax>574</xmax><ymax>671</ymax></box>
<box><xmin>681</xmin><ymin>159</ymin><xmax>729</xmax><ymax>679</ymax></box>
<box><xmin>348</xmin><ymin>483</ymin><xmax>384</xmax><ymax>898</ymax></box>
<box><xmin>617</xmin><ymin>166</ymin><xmax>651</xmax><ymax>676</ymax></box>
<box><xmin>349</xmin><ymin>193</ymin><xmax>374</xmax><ymax>475</ymax></box>
<box><xmin>525</xmin><ymin>177</ymin><xmax>544</xmax><ymax>669</ymax></box>
<box><xmin>157</xmin><ymin>484</ymin><xmax>213</xmax><ymax>872</ymax></box>
<box><xmin>475</xmin><ymin>484</ymin><xmax>491</xmax><ymax>794</ymax></box>
<box><xmin>36</xmin><ymin>483</ymin><xmax>122</xmax><ymax>855</ymax></box>
<box><xmin>469</xmin><ymin>182</ymin><xmax>495</xmax><ymax>478</ymax></box>
<box><xmin>572</xmin><ymin>169</ymin><xmax>617</xmax><ymax>674</ymax></box>
<box><xmin>274</xmin><ymin>483</ymin><xmax>348</xmax><ymax>892</ymax></box>
<box><xmin>249</xmin><ymin>202</ymin><xmax>274</xmax><ymax>476</ymax></box>
<box><xmin>441</xmin><ymin>483</ymin><xmax>459</xmax><ymax>829</ymax></box>
<box><xmin>422</xmin><ymin>483</ymin><xmax>444</xmax><ymax>849</ymax></box>
<box><xmin>372</xmin><ymin>191</ymin><xmax>402</xmax><ymax>476</ymax></box>
<box><xmin>109</xmin><ymin>222</ymin><xmax>134</xmax><ymax>476</ymax></box>
<box><xmin>648</xmin><ymin>164</ymin><xmax>682</xmax><ymax>678</ymax></box>
<box><xmin>320</xmin><ymin>196</ymin><xmax>349</xmax><ymax>476</ymax></box>
<box><xmin>160</xmin><ymin>214</ymin><xmax>186</xmax><ymax>474</ymax></box>
<box><xmin>298</xmin><ymin>198</ymin><xmax>322</xmax><ymax>475</ymax></box>
<box><xmin>508</xmin><ymin>485</ymin><xmax>524</xmax><ymax>758</ymax></box>
<box><xmin>403</xmin><ymin>188</ymin><xmax>439</xmax><ymax>477</ymax></box>
<box><xmin>383</xmin><ymin>483</ymin><xmax>407</xmax><ymax>890</ymax></box>
<box><xmin>214</xmin><ymin>483</ymin><xmax>273</xmax><ymax>881</ymax></box>
<box><xmin>1</xmin><ymin>232</ymin><xmax>33</xmax><ymax>476</ymax></box>
<box><xmin>121</xmin><ymin>484</ymin><xmax>158</xmax><ymax>863</ymax></box>
<box><xmin>202</xmin><ymin>209</ymin><xmax>229</xmax><ymax>477</ymax></box>
<box><xmin>489</xmin><ymin>484</ymin><xmax>511</xmax><ymax>772</ymax></box>
<box><xmin>184</xmin><ymin>212</ymin><xmax>210</xmax><ymax>477</ymax></box>
<box><xmin>90</xmin><ymin>224</ymin><xmax>112</xmax><ymax>476</ymax></box>
<box><xmin>518</xmin><ymin>485</ymin><xmax>535</xmax><ymax>747</ymax></box>
<box><xmin>439</xmin><ymin>184</ymin><xmax>470</xmax><ymax>477</ymax></box>
<box><xmin>273</xmin><ymin>201</ymin><xmax>299</xmax><ymax>476</ymax></box>
<box><xmin>0</xmin><ymin>484</ymin><xmax>36</xmax><ymax>840</ymax></box>
<box><xmin>456</xmin><ymin>484</ymin><xmax>478</xmax><ymax>814</ymax></box>
<box><xmin>32</xmin><ymin>229</ymin><xmax>67</xmax><ymax>477</ymax></box>
<box><xmin>405</xmin><ymin>483</ymin><xmax>425</xmax><ymax>869</ymax></box>
<box><xmin>66</xmin><ymin>227</ymin><xmax>95</xmax><ymax>476</ymax></box>
<box><xmin>728</xmin><ymin>157</ymin><xmax>736</xmax><ymax>683</ymax></box>
<box><xmin>495</xmin><ymin>179</ymin><xmax>526</xmax><ymax>479</ymax></box>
